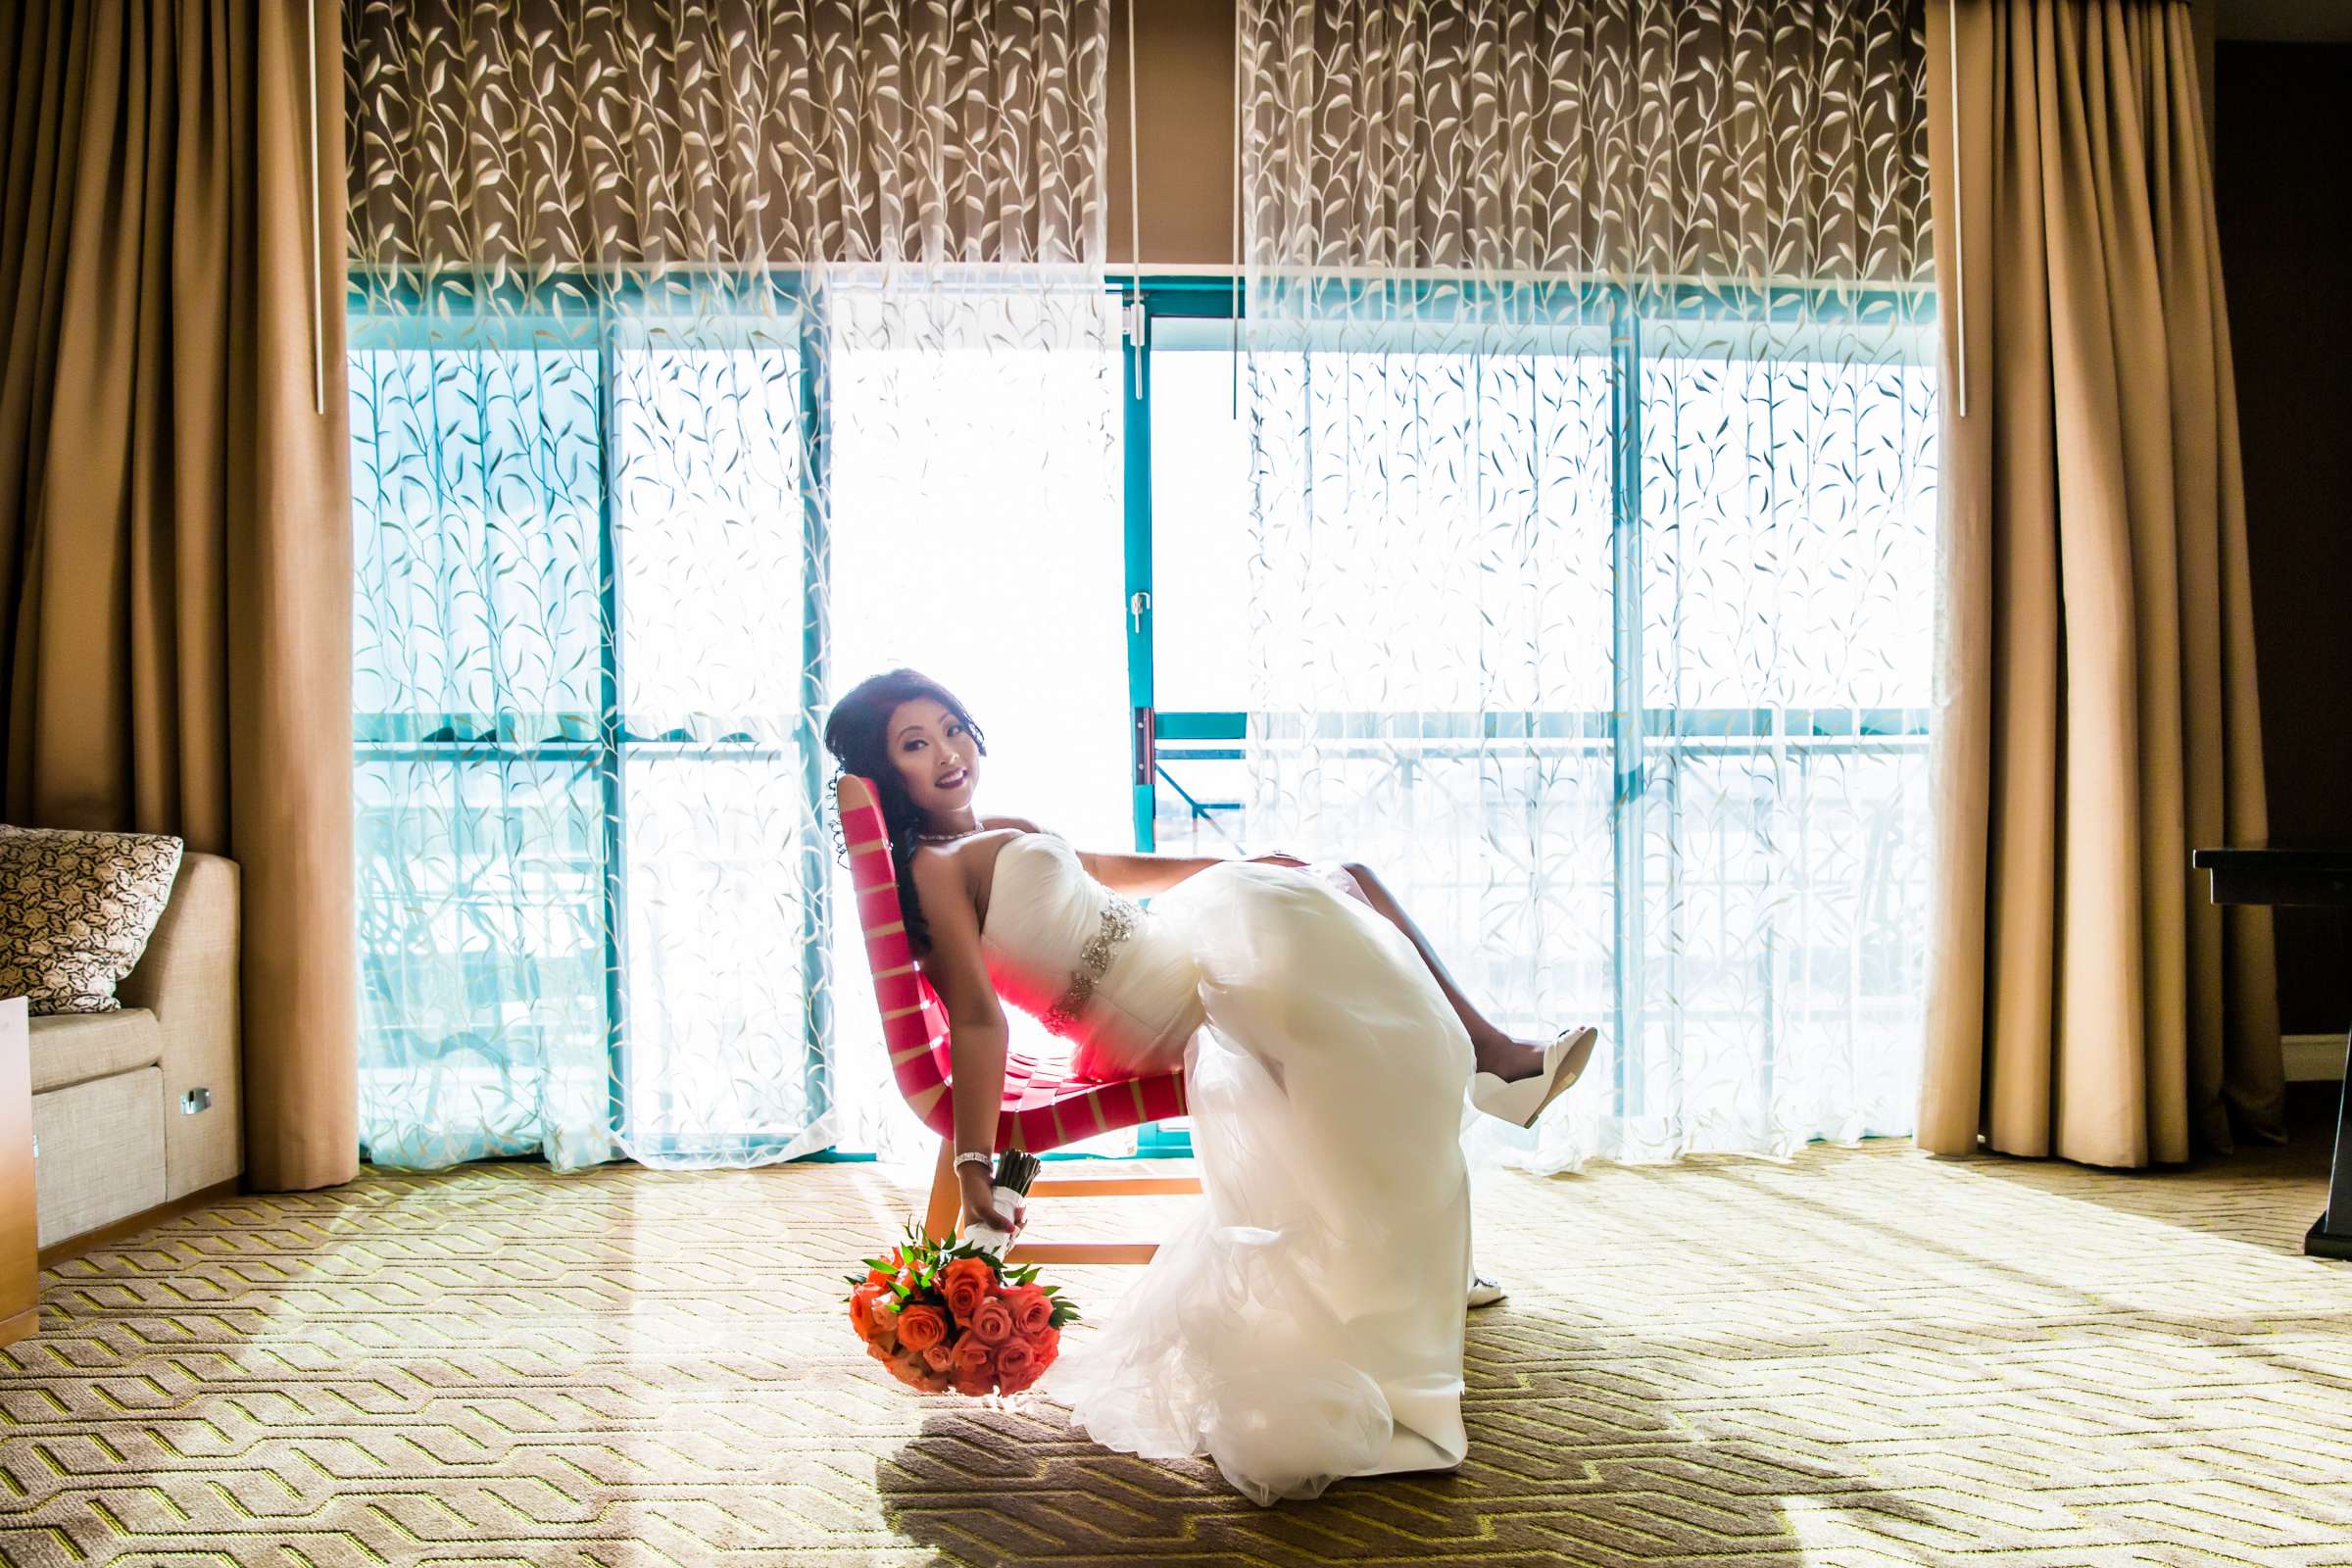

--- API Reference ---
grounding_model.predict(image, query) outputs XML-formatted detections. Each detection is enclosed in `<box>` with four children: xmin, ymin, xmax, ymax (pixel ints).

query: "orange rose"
<box><xmin>967</xmin><ymin>1295</ymin><xmax>1016</xmax><ymax>1348</ymax></box>
<box><xmin>950</xmin><ymin>1335</ymin><xmax>995</xmax><ymax>1396</ymax></box>
<box><xmin>869</xmin><ymin>1299</ymin><xmax>901</xmax><ymax>1353</ymax></box>
<box><xmin>866</xmin><ymin>1340</ymin><xmax>895</xmax><ymax>1365</ymax></box>
<box><xmin>1023</xmin><ymin>1323</ymin><xmax>1060</xmax><ymax>1367</ymax></box>
<box><xmin>849</xmin><ymin>1283</ymin><xmax>886</xmax><ymax>1342</ymax></box>
<box><xmin>921</xmin><ymin>1343</ymin><xmax>954</xmax><ymax>1373</ymax></box>
<box><xmin>864</xmin><ymin>1249</ymin><xmax>905</xmax><ymax>1286</ymax></box>
<box><xmin>994</xmin><ymin>1340</ymin><xmax>1042</xmax><ymax>1395</ymax></box>
<box><xmin>886</xmin><ymin>1351</ymin><xmax>932</xmax><ymax>1390</ymax></box>
<box><xmin>1006</xmin><ymin>1285</ymin><xmax>1054</xmax><ymax>1339</ymax></box>
<box><xmin>896</xmin><ymin>1304</ymin><xmax>948</xmax><ymax>1353</ymax></box>
<box><xmin>939</xmin><ymin>1257</ymin><xmax>995</xmax><ymax>1324</ymax></box>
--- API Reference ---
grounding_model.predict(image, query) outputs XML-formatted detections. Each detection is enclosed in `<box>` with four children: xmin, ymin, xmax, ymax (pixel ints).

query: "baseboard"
<box><xmin>2285</xmin><ymin>1034</ymin><xmax>2345</xmax><ymax>1083</ymax></box>
<box><xmin>36</xmin><ymin>1175</ymin><xmax>243</xmax><ymax>1270</ymax></box>
<box><xmin>0</xmin><ymin>1303</ymin><xmax>35</xmax><ymax>1348</ymax></box>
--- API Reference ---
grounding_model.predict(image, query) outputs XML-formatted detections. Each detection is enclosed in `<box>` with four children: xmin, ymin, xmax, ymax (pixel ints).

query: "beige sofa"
<box><xmin>27</xmin><ymin>853</ymin><xmax>241</xmax><ymax>1249</ymax></box>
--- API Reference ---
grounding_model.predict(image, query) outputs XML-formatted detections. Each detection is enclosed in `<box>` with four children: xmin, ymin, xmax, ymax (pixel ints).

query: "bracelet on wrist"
<box><xmin>953</xmin><ymin>1151</ymin><xmax>993</xmax><ymax>1174</ymax></box>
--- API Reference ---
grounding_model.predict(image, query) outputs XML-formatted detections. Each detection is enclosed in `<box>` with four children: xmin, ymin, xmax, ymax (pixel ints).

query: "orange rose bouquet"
<box><xmin>846</xmin><ymin>1225</ymin><xmax>1078</xmax><ymax>1397</ymax></box>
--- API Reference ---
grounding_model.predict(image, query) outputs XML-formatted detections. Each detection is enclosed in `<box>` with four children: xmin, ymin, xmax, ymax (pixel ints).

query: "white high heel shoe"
<box><xmin>1468</xmin><ymin>1025</ymin><xmax>1599</xmax><ymax>1128</ymax></box>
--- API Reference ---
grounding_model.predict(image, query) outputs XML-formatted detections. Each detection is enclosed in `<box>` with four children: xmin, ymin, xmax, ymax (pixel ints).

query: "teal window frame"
<box><xmin>348</xmin><ymin>271</ymin><xmax>833</xmax><ymax>1165</ymax></box>
<box><xmin>350</xmin><ymin>266</ymin><xmax>1930</xmax><ymax>1165</ymax></box>
<box><xmin>1118</xmin><ymin>272</ymin><xmax>1935</xmax><ymax>1137</ymax></box>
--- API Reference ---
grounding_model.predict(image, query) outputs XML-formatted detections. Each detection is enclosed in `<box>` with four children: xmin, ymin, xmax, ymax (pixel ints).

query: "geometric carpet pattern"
<box><xmin>3</xmin><ymin>1135</ymin><xmax>2350</xmax><ymax>1567</ymax></box>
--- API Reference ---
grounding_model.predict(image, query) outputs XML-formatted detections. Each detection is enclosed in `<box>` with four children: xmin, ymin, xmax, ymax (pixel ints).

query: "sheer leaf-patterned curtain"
<box><xmin>1237</xmin><ymin>0</ymin><xmax>1938</xmax><ymax>1168</ymax></box>
<box><xmin>347</xmin><ymin>0</ymin><xmax>1112</xmax><ymax>1170</ymax></box>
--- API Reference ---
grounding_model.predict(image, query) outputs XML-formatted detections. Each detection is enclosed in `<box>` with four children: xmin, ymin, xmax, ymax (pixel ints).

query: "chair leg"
<box><xmin>917</xmin><ymin>1143</ymin><xmax>1200</xmax><ymax>1266</ymax></box>
<box><xmin>922</xmin><ymin>1139</ymin><xmax>960</xmax><ymax>1245</ymax></box>
<box><xmin>1005</xmin><ymin>1241</ymin><xmax>1161</xmax><ymax>1265</ymax></box>
<box><xmin>1031</xmin><ymin>1176</ymin><xmax>1201</xmax><ymax>1199</ymax></box>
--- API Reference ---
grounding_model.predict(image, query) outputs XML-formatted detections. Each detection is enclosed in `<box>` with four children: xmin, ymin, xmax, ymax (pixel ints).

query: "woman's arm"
<box><xmin>908</xmin><ymin>852</ymin><xmax>1022</xmax><ymax>1233</ymax></box>
<box><xmin>1076</xmin><ymin>847</ymin><xmax>1306</xmax><ymax>898</ymax></box>
<box><xmin>979</xmin><ymin>811</ymin><xmax>1302</xmax><ymax>899</ymax></box>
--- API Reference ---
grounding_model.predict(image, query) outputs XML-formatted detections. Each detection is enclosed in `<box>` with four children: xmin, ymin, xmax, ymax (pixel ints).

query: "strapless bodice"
<box><xmin>979</xmin><ymin>834</ymin><xmax>1205</xmax><ymax>1076</ymax></box>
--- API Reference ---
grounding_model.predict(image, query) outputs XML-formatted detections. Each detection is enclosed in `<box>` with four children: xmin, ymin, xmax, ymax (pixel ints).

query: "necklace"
<box><xmin>914</xmin><ymin>826</ymin><xmax>981</xmax><ymax>845</ymax></box>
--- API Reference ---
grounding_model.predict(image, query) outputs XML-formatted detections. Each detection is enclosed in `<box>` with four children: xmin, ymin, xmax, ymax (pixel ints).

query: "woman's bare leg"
<box><xmin>1331</xmin><ymin>860</ymin><xmax>1549</xmax><ymax>1082</ymax></box>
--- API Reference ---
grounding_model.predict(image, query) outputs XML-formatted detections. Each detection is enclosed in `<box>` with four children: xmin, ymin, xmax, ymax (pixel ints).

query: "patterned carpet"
<box><xmin>4</xmin><ymin>1115</ymin><xmax>2350</xmax><ymax>1567</ymax></box>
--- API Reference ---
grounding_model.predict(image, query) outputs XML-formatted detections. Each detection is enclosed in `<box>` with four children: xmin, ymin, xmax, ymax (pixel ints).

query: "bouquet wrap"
<box><xmin>959</xmin><ymin>1149</ymin><xmax>1040</xmax><ymax>1257</ymax></box>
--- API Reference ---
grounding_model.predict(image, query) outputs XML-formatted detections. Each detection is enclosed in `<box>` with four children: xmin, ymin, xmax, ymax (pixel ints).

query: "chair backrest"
<box><xmin>836</xmin><ymin>775</ymin><xmax>958</xmax><ymax>1135</ymax></box>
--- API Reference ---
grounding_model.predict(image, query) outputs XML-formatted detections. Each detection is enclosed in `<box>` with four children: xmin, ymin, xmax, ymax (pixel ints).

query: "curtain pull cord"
<box><xmin>1230</xmin><ymin>0</ymin><xmax>1243</xmax><ymax>417</ymax></box>
<box><xmin>1947</xmin><ymin>0</ymin><xmax>1967</xmax><ymax>420</ymax></box>
<box><xmin>1126</xmin><ymin>0</ymin><xmax>1145</xmax><ymax>384</ymax></box>
<box><xmin>308</xmin><ymin>0</ymin><xmax>325</xmax><ymax>416</ymax></box>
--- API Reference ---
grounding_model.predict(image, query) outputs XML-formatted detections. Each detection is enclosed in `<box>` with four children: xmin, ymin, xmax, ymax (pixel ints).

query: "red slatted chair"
<box><xmin>837</xmin><ymin>775</ymin><xmax>1200</xmax><ymax>1264</ymax></box>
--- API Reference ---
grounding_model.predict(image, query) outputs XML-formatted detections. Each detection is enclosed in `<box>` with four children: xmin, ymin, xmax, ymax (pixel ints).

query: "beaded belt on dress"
<box><xmin>1041</xmin><ymin>896</ymin><xmax>1142</xmax><ymax>1037</ymax></box>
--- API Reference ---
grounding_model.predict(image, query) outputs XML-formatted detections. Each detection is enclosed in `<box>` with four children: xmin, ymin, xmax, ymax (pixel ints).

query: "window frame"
<box><xmin>347</xmin><ymin>266</ymin><xmax>1934</xmax><ymax>1164</ymax></box>
<box><xmin>347</xmin><ymin>271</ymin><xmax>835</xmax><ymax>1165</ymax></box>
<box><xmin>1124</xmin><ymin>273</ymin><xmax>1936</xmax><ymax>1133</ymax></box>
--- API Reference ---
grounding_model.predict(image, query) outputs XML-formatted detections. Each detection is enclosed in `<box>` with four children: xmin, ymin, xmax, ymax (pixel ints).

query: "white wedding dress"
<box><xmin>979</xmin><ymin>833</ymin><xmax>1474</xmax><ymax>1505</ymax></box>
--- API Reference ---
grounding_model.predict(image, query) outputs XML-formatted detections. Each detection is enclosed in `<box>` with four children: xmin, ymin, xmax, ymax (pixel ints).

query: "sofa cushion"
<box><xmin>28</xmin><ymin>1007</ymin><xmax>165</xmax><ymax>1094</ymax></box>
<box><xmin>31</xmin><ymin>1064</ymin><xmax>168</xmax><ymax>1248</ymax></box>
<box><xmin>0</xmin><ymin>825</ymin><xmax>183</xmax><ymax>1012</ymax></box>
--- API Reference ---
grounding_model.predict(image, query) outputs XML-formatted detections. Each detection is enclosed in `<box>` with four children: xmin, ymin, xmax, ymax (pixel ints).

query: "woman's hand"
<box><xmin>959</xmin><ymin>1162</ymin><xmax>1026</xmax><ymax>1235</ymax></box>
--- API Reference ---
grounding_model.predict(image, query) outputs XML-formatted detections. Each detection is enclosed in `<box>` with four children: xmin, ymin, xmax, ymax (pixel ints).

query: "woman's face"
<box><xmin>884</xmin><ymin>698</ymin><xmax>981</xmax><ymax>821</ymax></box>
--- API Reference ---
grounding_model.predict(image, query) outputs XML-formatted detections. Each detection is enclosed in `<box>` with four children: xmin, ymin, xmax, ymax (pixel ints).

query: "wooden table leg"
<box><xmin>2311</xmin><ymin>1034</ymin><xmax>2352</xmax><ymax>1261</ymax></box>
<box><xmin>0</xmin><ymin>998</ymin><xmax>35</xmax><ymax>1346</ymax></box>
<box><xmin>2311</xmin><ymin>918</ymin><xmax>2352</xmax><ymax>1260</ymax></box>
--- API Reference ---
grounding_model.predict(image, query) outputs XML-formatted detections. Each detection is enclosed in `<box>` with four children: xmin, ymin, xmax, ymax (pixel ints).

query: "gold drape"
<box><xmin>1922</xmin><ymin>0</ymin><xmax>2279</xmax><ymax>1166</ymax></box>
<box><xmin>0</xmin><ymin>0</ymin><xmax>357</xmax><ymax>1191</ymax></box>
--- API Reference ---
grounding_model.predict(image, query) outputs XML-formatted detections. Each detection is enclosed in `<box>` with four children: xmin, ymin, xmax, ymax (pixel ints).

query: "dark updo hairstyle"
<box><xmin>822</xmin><ymin>667</ymin><xmax>989</xmax><ymax>957</ymax></box>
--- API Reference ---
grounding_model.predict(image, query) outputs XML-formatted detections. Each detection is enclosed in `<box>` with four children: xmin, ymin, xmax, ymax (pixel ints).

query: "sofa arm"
<box><xmin>119</xmin><ymin>852</ymin><xmax>242</xmax><ymax>1198</ymax></box>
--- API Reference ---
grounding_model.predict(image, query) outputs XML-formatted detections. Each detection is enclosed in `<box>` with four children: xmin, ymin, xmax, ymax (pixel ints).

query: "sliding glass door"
<box><xmin>351</xmin><ymin>270</ymin><xmax>1931</xmax><ymax>1170</ymax></box>
<box><xmin>819</xmin><ymin>282</ymin><xmax>1130</xmax><ymax>1159</ymax></box>
<box><xmin>603</xmin><ymin>311</ymin><xmax>831</xmax><ymax>1164</ymax></box>
<box><xmin>1127</xmin><ymin>279</ymin><xmax>1936</xmax><ymax>1160</ymax></box>
<box><xmin>350</xmin><ymin>288</ymin><xmax>832</xmax><ymax>1171</ymax></box>
<box><xmin>350</xmin><ymin>276</ymin><xmax>1132</xmax><ymax>1170</ymax></box>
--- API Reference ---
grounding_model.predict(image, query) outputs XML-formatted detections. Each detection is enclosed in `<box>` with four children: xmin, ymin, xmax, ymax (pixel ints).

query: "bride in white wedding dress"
<box><xmin>824</xmin><ymin>669</ymin><xmax>1599</xmax><ymax>1505</ymax></box>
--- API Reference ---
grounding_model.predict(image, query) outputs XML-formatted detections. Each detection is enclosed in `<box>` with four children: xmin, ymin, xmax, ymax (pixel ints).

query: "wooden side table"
<box><xmin>2192</xmin><ymin>847</ymin><xmax>2352</xmax><ymax>1260</ymax></box>
<box><xmin>0</xmin><ymin>997</ymin><xmax>34</xmax><ymax>1345</ymax></box>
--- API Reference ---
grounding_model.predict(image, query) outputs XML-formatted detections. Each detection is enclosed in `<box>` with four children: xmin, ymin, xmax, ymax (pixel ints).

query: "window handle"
<box><xmin>1129</xmin><ymin>590</ymin><xmax>1152</xmax><ymax>634</ymax></box>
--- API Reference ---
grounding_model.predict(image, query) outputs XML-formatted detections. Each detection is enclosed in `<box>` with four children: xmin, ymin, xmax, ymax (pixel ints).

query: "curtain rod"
<box><xmin>1200</xmin><ymin>263</ymin><xmax>1935</xmax><ymax>291</ymax></box>
<box><xmin>347</xmin><ymin>258</ymin><xmax>1931</xmax><ymax>293</ymax></box>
